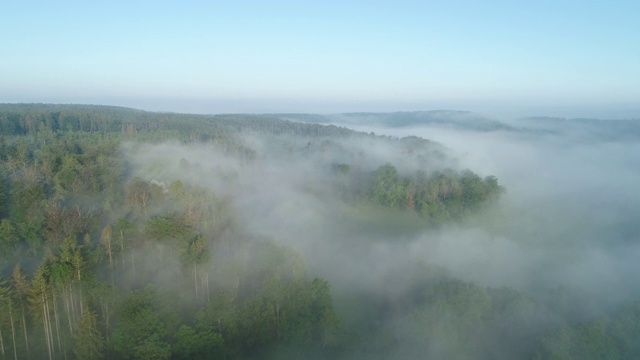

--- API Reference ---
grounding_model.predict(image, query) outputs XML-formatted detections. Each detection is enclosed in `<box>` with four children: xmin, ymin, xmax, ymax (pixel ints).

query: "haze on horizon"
<box><xmin>1</xmin><ymin>1</ymin><xmax>639</xmax><ymax>118</ymax></box>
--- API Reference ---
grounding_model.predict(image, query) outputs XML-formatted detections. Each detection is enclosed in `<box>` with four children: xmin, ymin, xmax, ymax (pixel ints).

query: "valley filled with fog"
<box><xmin>0</xmin><ymin>105</ymin><xmax>639</xmax><ymax>359</ymax></box>
<box><xmin>323</xmin><ymin>112</ymin><xmax>640</xmax><ymax>302</ymax></box>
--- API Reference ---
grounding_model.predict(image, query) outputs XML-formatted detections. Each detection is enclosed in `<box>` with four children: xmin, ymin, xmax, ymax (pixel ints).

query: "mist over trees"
<box><xmin>0</xmin><ymin>104</ymin><xmax>639</xmax><ymax>359</ymax></box>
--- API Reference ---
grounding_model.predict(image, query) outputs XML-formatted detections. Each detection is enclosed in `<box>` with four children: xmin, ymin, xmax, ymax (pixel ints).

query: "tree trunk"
<box><xmin>42</xmin><ymin>293</ymin><xmax>52</xmax><ymax>360</ymax></box>
<box><xmin>65</xmin><ymin>288</ymin><xmax>73</xmax><ymax>334</ymax></box>
<box><xmin>69</xmin><ymin>287</ymin><xmax>78</xmax><ymax>327</ymax></box>
<box><xmin>120</xmin><ymin>228</ymin><xmax>126</xmax><ymax>275</ymax></box>
<box><xmin>21</xmin><ymin>308</ymin><xmax>29</xmax><ymax>355</ymax></box>
<box><xmin>103</xmin><ymin>302</ymin><xmax>110</xmax><ymax>345</ymax></box>
<box><xmin>109</xmin><ymin>248</ymin><xmax>114</xmax><ymax>285</ymax></box>
<box><xmin>0</xmin><ymin>322</ymin><xmax>5</xmax><ymax>356</ymax></box>
<box><xmin>131</xmin><ymin>251</ymin><xmax>136</xmax><ymax>279</ymax></box>
<box><xmin>76</xmin><ymin>270</ymin><xmax>84</xmax><ymax>315</ymax></box>
<box><xmin>206</xmin><ymin>272</ymin><xmax>210</xmax><ymax>302</ymax></box>
<box><xmin>9</xmin><ymin>303</ymin><xmax>17</xmax><ymax>360</ymax></box>
<box><xmin>194</xmin><ymin>263</ymin><xmax>198</xmax><ymax>299</ymax></box>
<box><xmin>79</xmin><ymin>294</ymin><xmax>84</xmax><ymax>316</ymax></box>
<box><xmin>275</xmin><ymin>303</ymin><xmax>281</xmax><ymax>341</ymax></box>
<box><xmin>45</xmin><ymin>295</ymin><xmax>55</xmax><ymax>360</ymax></box>
<box><xmin>52</xmin><ymin>293</ymin><xmax>62</xmax><ymax>353</ymax></box>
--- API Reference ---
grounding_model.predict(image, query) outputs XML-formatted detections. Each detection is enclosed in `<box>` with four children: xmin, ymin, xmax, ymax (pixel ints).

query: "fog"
<box><xmin>336</xmin><ymin>117</ymin><xmax>640</xmax><ymax>302</ymax></box>
<box><xmin>124</xmin><ymin>112</ymin><xmax>640</xmax><ymax>358</ymax></box>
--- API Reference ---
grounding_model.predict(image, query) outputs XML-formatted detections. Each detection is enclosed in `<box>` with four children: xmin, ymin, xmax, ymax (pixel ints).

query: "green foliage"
<box><xmin>6</xmin><ymin>104</ymin><xmax>637</xmax><ymax>360</ymax></box>
<box><xmin>0</xmin><ymin>172</ymin><xmax>7</xmax><ymax>218</ymax></box>
<box><xmin>341</xmin><ymin>163</ymin><xmax>503</xmax><ymax>224</ymax></box>
<box><xmin>195</xmin><ymin>294</ymin><xmax>239</xmax><ymax>345</ymax></box>
<box><xmin>412</xmin><ymin>280</ymin><xmax>492</xmax><ymax>358</ymax></box>
<box><xmin>112</xmin><ymin>286</ymin><xmax>177</xmax><ymax>359</ymax></box>
<box><xmin>0</xmin><ymin>219</ymin><xmax>19</xmax><ymax>256</ymax></box>
<box><xmin>144</xmin><ymin>215</ymin><xmax>192</xmax><ymax>243</ymax></box>
<box><xmin>173</xmin><ymin>325</ymin><xmax>225</xmax><ymax>360</ymax></box>
<box><xmin>74</xmin><ymin>310</ymin><xmax>105</xmax><ymax>360</ymax></box>
<box><xmin>538</xmin><ymin>321</ymin><xmax>620</xmax><ymax>360</ymax></box>
<box><xmin>370</xmin><ymin>164</ymin><xmax>404</xmax><ymax>207</ymax></box>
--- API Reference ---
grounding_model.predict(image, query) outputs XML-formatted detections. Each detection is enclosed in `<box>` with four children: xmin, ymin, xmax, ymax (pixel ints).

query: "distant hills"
<box><xmin>276</xmin><ymin>110</ymin><xmax>516</xmax><ymax>132</ymax></box>
<box><xmin>275</xmin><ymin>110</ymin><xmax>640</xmax><ymax>143</ymax></box>
<box><xmin>2</xmin><ymin>103</ymin><xmax>639</xmax><ymax>143</ymax></box>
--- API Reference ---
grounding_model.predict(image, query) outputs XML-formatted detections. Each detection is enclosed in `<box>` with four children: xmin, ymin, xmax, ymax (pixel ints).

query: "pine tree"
<box><xmin>73</xmin><ymin>310</ymin><xmax>104</xmax><ymax>360</ymax></box>
<box><xmin>11</xmin><ymin>265</ymin><xmax>30</xmax><ymax>355</ymax></box>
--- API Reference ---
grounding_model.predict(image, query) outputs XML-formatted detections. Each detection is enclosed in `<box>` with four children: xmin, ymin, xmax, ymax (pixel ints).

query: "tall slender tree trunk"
<box><xmin>10</xmin><ymin>303</ymin><xmax>17</xmax><ymax>360</ymax></box>
<box><xmin>275</xmin><ymin>304</ymin><xmax>281</xmax><ymax>341</ymax></box>
<box><xmin>42</xmin><ymin>293</ymin><xmax>52</xmax><ymax>360</ymax></box>
<box><xmin>46</xmin><ymin>296</ymin><xmax>55</xmax><ymax>359</ymax></box>
<box><xmin>64</xmin><ymin>288</ymin><xmax>73</xmax><ymax>334</ymax></box>
<box><xmin>71</xmin><ymin>286</ymin><xmax>81</xmax><ymax>319</ymax></box>
<box><xmin>120</xmin><ymin>229</ymin><xmax>126</xmax><ymax>281</ymax></box>
<box><xmin>0</xmin><ymin>323</ymin><xmax>6</xmax><ymax>357</ymax></box>
<box><xmin>21</xmin><ymin>307</ymin><xmax>29</xmax><ymax>355</ymax></box>
<box><xmin>206</xmin><ymin>272</ymin><xmax>210</xmax><ymax>302</ymax></box>
<box><xmin>103</xmin><ymin>226</ymin><xmax>114</xmax><ymax>285</ymax></box>
<box><xmin>69</xmin><ymin>288</ymin><xmax>77</xmax><ymax>327</ymax></box>
<box><xmin>52</xmin><ymin>293</ymin><xmax>62</xmax><ymax>353</ymax></box>
<box><xmin>102</xmin><ymin>302</ymin><xmax>110</xmax><ymax>345</ymax></box>
<box><xmin>107</xmin><ymin>243</ymin><xmax>113</xmax><ymax>267</ymax></box>
<box><xmin>194</xmin><ymin>264</ymin><xmax>198</xmax><ymax>299</ymax></box>
<box><xmin>109</xmin><ymin>260</ymin><xmax>114</xmax><ymax>286</ymax></box>
<box><xmin>234</xmin><ymin>275</ymin><xmax>240</xmax><ymax>299</ymax></box>
<box><xmin>77</xmin><ymin>270</ymin><xmax>84</xmax><ymax>316</ymax></box>
<box><xmin>131</xmin><ymin>251</ymin><xmax>136</xmax><ymax>279</ymax></box>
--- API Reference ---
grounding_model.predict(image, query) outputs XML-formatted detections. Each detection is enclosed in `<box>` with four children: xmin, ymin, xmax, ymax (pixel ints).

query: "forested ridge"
<box><xmin>0</xmin><ymin>104</ymin><xmax>638</xmax><ymax>359</ymax></box>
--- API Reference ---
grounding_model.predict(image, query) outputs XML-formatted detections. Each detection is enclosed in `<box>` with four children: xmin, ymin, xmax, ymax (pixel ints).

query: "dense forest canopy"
<box><xmin>0</xmin><ymin>104</ymin><xmax>638</xmax><ymax>359</ymax></box>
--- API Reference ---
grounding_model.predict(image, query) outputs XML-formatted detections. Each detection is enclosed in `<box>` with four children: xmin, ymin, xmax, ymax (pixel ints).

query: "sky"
<box><xmin>1</xmin><ymin>0</ymin><xmax>639</xmax><ymax>117</ymax></box>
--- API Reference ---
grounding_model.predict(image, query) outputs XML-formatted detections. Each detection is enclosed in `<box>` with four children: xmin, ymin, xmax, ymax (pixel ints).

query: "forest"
<box><xmin>0</xmin><ymin>104</ymin><xmax>639</xmax><ymax>359</ymax></box>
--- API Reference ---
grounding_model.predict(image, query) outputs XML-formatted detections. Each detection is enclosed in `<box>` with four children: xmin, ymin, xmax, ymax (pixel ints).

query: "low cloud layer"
<box><xmin>127</xmin><ymin>115</ymin><xmax>640</xmax><ymax>300</ymax></box>
<box><xmin>124</xmin><ymin>113</ymin><xmax>640</xmax><ymax>358</ymax></box>
<box><xmin>334</xmin><ymin>117</ymin><xmax>640</xmax><ymax>305</ymax></box>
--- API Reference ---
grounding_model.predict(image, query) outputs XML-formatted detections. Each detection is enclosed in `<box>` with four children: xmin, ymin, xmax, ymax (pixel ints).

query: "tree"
<box><xmin>11</xmin><ymin>265</ymin><xmax>30</xmax><ymax>355</ymax></box>
<box><xmin>133</xmin><ymin>340</ymin><xmax>171</xmax><ymax>360</ymax></box>
<box><xmin>371</xmin><ymin>164</ymin><xmax>404</xmax><ymax>207</ymax></box>
<box><xmin>127</xmin><ymin>178</ymin><xmax>151</xmax><ymax>214</ymax></box>
<box><xmin>182</xmin><ymin>235</ymin><xmax>209</xmax><ymax>301</ymax></box>
<box><xmin>57</xmin><ymin>236</ymin><xmax>86</xmax><ymax>318</ymax></box>
<box><xmin>112</xmin><ymin>287</ymin><xmax>177</xmax><ymax>360</ymax></box>
<box><xmin>100</xmin><ymin>225</ymin><xmax>114</xmax><ymax>284</ymax></box>
<box><xmin>172</xmin><ymin>325</ymin><xmax>224</xmax><ymax>360</ymax></box>
<box><xmin>73</xmin><ymin>310</ymin><xmax>104</xmax><ymax>360</ymax></box>
<box><xmin>196</xmin><ymin>294</ymin><xmax>239</xmax><ymax>343</ymax></box>
<box><xmin>30</xmin><ymin>263</ymin><xmax>54</xmax><ymax>360</ymax></box>
<box><xmin>0</xmin><ymin>219</ymin><xmax>20</xmax><ymax>256</ymax></box>
<box><xmin>0</xmin><ymin>277</ymin><xmax>18</xmax><ymax>360</ymax></box>
<box><xmin>113</xmin><ymin>217</ymin><xmax>134</xmax><ymax>283</ymax></box>
<box><xmin>414</xmin><ymin>280</ymin><xmax>492</xmax><ymax>358</ymax></box>
<box><xmin>0</xmin><ymin>174</ymin><xmax>8</xmax><ymax>218</ymax></box>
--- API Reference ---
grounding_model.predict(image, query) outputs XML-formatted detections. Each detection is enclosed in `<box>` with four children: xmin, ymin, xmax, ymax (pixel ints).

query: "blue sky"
<box><xmin>1</xmin><ymin>1</ymin><xmax>639</xmax><ymax>117</ymax></box>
